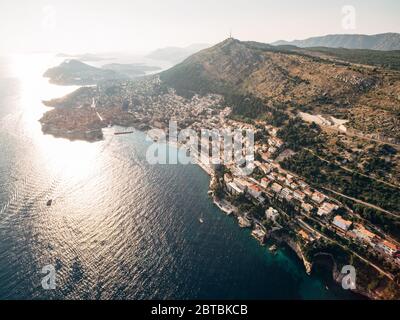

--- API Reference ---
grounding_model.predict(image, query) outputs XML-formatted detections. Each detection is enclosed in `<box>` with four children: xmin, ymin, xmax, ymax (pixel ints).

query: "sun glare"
<box><xmin>7</xmin><ymin>53</ymin><xmax>104</xmax><ymax>182</ymax></box>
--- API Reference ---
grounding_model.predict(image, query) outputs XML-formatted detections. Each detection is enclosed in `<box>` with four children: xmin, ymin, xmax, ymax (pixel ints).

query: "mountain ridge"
<box><xmin>272</xmin><ymin>33</ymin><xmax>400</xmax><ymax>51</ymax></box>
<box><xmin>160</xmin><ymin>38</ymin><xmax>400</xmax><ymax>141</ymax></box>
<box><xmin>44</xmin><ymin>59</ymin><xmax>160</xmax><ymax>85</ymax></box>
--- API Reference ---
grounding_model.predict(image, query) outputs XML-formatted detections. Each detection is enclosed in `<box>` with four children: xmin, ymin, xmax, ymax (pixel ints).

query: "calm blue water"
<box><xmin>0</xmin><ymin>54</ymin><xmax>360</xmax><ymax>300</ymax></box>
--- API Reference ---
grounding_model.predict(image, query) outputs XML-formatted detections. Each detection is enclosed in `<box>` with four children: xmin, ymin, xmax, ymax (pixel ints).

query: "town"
<box><xmin>40</xmin><ymin>75</ymin><xmax>400</xmax><ymax>299</ymax></box>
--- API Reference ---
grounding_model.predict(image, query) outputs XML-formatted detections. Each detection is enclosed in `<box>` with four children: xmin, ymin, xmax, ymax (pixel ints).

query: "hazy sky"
<box><xmin>1</xmin><ymin>0</ymin><xmax>400</xmax><ymax>54</ymax></box>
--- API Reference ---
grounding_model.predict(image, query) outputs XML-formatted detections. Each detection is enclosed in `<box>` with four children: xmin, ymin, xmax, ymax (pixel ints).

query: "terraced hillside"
<box><xmin>161</xmin><ymin>38</ymin><xmax>400</xmax><ymax>142</ymax></box>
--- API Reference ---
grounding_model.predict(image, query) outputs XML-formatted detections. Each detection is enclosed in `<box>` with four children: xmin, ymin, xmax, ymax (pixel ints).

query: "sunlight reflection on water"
<box><xmin>0</xmin><ymin>54</ymin><xmax>362</xmax><ymax>300</ymax></box>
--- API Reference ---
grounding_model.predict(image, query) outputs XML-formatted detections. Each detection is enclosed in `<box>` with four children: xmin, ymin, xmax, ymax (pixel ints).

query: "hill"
<box><xmin>43</xmin><ymin>59</ymin><xmax>126</xmax><ymax>85</ymax></box>
<box><xmin>272</xmin><ymin>33</ymin><xmax>400</xmax><ymax>51</ymax></box>
<box><xmin>303</xmin><ymin>47</ymin><xmax>400</xmax><ymax>71</ymax></box>
<box><xmin>43</xmin><ymin>60</ymin><xmax>162</xmax><ymax>85</ymax></box>
<box><xmin>161</xmin><ymin>38</ymin><xmax>400</xmax><ymax>142</ymax></box>
<box><xmin>55</xmin><ymin>53</ymin><xmax>113</xmax><ymax>62</ymax></box>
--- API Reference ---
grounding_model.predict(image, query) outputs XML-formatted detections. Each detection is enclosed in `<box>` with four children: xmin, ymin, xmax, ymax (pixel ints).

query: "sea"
<box><xmin>0</xmin><ymin>54</ymin><xmax>361</xmax><ymax>300</ymax></box>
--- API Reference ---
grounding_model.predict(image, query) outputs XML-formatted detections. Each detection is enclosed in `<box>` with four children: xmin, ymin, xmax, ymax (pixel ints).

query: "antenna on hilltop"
<box><xmin>229</xmin><ymin>28</ymin><xmax>233</xmax><ymax>39</ymax></box>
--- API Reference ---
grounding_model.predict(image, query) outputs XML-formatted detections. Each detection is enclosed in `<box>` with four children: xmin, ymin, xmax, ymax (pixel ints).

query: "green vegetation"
<box><xmin>303</xmin><ymin>239</ymin><xmax>398</xmax><ymax>297</ymax></box>
<box><xmin>305</xmin><ymin>239</ymin><xmax>400</xmax><ymax>299</ymax></box>
<box><xmin>303</xmin><ymin>240</ymin><xmax>350</xmax><ymax>266</ymax></box>
<box><xmin>229</xmin><ymin>194</ymin><xmax>264</xmax><ymax>220</ymax></box>
<box><xmin>43</xmin><ymin>59</ymin><xmax>127</xmax><ymax>85</ymax></box>
<box><xmin>277</xmin><ymin>118</ymin><xmax>325</xmax><ymax>151</ymax></box>
<box><xmin>282</xmin><ymin>150</ymin><xmax>400</xmax><ymax>212</ymax></box>
<box><xmin>363</xmin><ymin>157</ymin><xmax>394</xmax><ymax>175</ymax></box>
<box><xmin>224</xmin><ymin>94</ymin><xmax>267</xmax><ymax>119</ymax></box>
<box><xmin>264</xmin><ymin>109</ymin><xmax>289</xmax><ymax>127</ymax></box>
<box><xmin>307</xmin><ymin>47</ymin><xmax>400</xmax><ymax>71</ymax></box>
<box><xmin>160</xmin><ymin>61</ymin><xmax>232</xmax><ymax>98</ymax></box>
<box><xmin>281</xmin><ymin>150</ymin><xmax>400</xmax><ymax>240</ymax></box>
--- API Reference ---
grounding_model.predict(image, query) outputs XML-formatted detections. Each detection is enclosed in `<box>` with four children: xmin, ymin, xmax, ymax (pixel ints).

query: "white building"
<box><xmin>318</xmin><ymin>202</ymin><xmax>339</xmax><ymax>216</ymax></box>
<box><xmin>227</xmin><ymin>182</ymin><xmax>243</xmax><ymax>195</ymax></box>
<box><xmin>266</xmin><ymin>207</ymin><xmax>279</xmax><ymax>222</ymax></box>
<box><xmin>233</xmin><ymin>178</ymin><xmax>250</xmax><ymax>192</ymax></box>
<box><xmin>332</xmin><ymin>215</ymin><xmax>352</xmax><ymax>232</ymax></box>
<box><xmin>312</xmin><ymin>192</ymin><xmax>326</xmax><ymax>204</ymax></box>
<box><xmin>280</xmin><ymin>188</ymin><xmax>292</xmax><ymax>200</ymax></box>
<box><xmin>271</xmin><ymin>183</ymin><xmax>283</xmax><ymax>194</ymax></box>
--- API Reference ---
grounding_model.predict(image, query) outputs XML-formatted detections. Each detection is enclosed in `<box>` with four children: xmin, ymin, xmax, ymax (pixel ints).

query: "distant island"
<box><xmin>146</xmin><ymin>43</ymin><xmax>211</xmax><ymax>64</ymax></box>
<box><xmin>43</xmin><ymin>59</ymin><xmax>161</xmax><ymax>85</ymax></box>
<box><xmin>102</xmin><ymin>63</ymin><xmax>161</xmax><ymax>78</ymax></box>
<box><xmin>56</xmin><ymin>53</ymin><xmax>115</xmax><ymax>62</ymax></box>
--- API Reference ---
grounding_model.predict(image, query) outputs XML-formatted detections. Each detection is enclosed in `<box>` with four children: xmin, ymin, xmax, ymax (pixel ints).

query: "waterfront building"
<box><xmin>227</xmin><ymin>182</ymin><xmax>243</xmax><ymax>195</ymax></box>
<box><xmin>233</xmin><ymin>178</ymin><xmax>252</xmax><ymax>192</ymax></box>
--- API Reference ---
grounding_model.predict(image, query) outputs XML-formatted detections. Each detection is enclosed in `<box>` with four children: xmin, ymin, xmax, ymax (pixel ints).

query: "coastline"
<box><xmin>38</xmin><ymin>124</ymin><xmax>384</xmax><ymax>300</ymax></box>
<box><xmin>188</xmin><ymin>147</ymin><xmax>378</xmax><ymax>300</ymax></box>
<box><xmin>38</xmin><ymin>116</ymin><xmax>394</xmax><ymax>300</ymax></box>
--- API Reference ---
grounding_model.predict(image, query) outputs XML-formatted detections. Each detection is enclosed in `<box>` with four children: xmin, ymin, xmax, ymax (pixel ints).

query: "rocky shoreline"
<box><xmin>37</xmin><ymin>100</ymin><xmax>397</xmax><ymax>300</ymax></box>
<box><xmin>207</xmin><ymin>190</ymin><xmax>393</xmax><ymax>300</ymax></box>
<box><xmin>39</xmin><ymin>118</ymin><xmax>394</xmax><ymax>300</ymax></box>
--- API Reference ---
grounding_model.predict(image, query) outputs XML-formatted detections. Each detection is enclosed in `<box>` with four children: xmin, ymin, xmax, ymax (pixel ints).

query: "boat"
<box><xmin>46</xmin><ymin>199</ymin><xmax>53</xmax><ymax>207</ymax></box>
<box><xmin>199</xmin><ymin>218</ymin><xmax>204</xmax><ymax>224</ymax></box>
<box><xmin>114</xmin><ymin>131</ymin><xmax>134</xmax><ymax>136</ymax></box>
<box><xmin>269</xmin><ymin>245</ymin><xmax>278</xmax><ymax>253</ymax></box>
